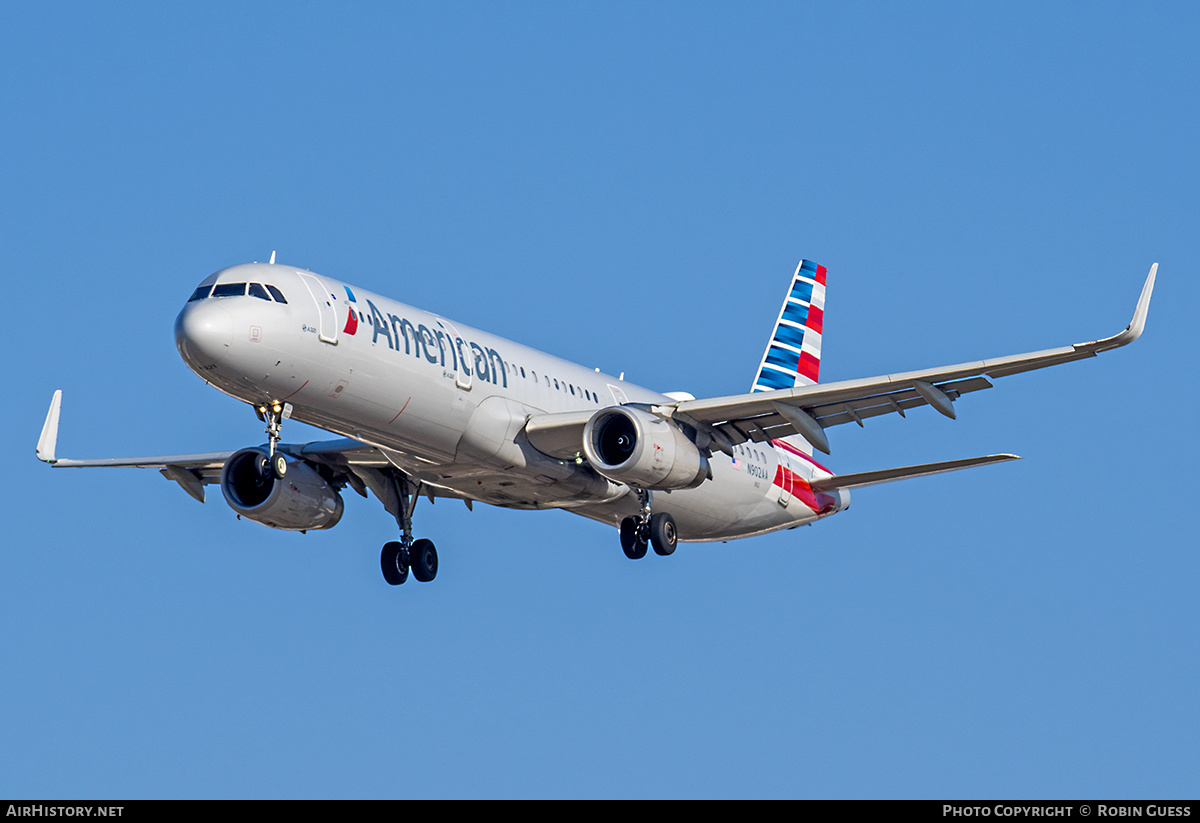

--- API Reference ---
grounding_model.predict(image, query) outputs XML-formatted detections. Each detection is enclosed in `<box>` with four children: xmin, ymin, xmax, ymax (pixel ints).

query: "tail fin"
<box><xmin>751</xmin><ymin>259</ymin><xmax>826</xmax><ymax>393</ymax></box>
<box><xmin>752</xmin><ymin>259</ymin><xmax>826</xmax><ymax>455</ymax></box>
<box><xmin>748</xmin><ymin>259</ymin><xmax>825</xmax><ymax>391</ymax></box>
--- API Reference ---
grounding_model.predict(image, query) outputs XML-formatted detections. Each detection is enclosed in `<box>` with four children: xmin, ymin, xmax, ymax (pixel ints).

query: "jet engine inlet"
<box><xmin>220</xmin><ymin>448</ymin><xmax>344</xmax><ymax>531</ymax></box>
<box><xmin>582</xmin><ymin>406</ymin><xmax>710</xmax><ymax>490</ymax></box>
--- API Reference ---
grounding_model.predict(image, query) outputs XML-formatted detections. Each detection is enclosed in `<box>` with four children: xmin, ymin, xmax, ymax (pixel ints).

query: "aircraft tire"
<box><xmin>271</xmin><ymin>453</ymin><xmax>288</xmax><ymax>479</ymax></box>
<box><xmin>381</xmin><ymin>541</ymin><xmax>408</xmax><ymax>585</ymax></box>
<box><xmin>650</xmin><ymin>512</ymin><xmax>677</xmax><ymax>556</ymax></box>
<box><xmin>620</xmin><ymin>517</ymin><xmax>648</xmax><ymax>560</ymax></box>
<box><xmin>254</xmin><ymin>453</ymin><xmax>272</xmax><ymax>479</ymax></box>
<box><xmin>410</xmin><ymin>538</ymin><xmax>438</xmax><ymax>582</ymax></box>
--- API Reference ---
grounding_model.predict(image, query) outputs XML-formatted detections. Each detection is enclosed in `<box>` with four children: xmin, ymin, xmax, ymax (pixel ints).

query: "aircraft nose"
<box><xmin>175</xmin><ymin>299</ymin><xmax>234</xmax><ymax>368</ymax></box>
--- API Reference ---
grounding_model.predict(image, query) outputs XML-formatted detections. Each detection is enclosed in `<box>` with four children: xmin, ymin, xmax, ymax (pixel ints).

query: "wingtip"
<box><xmin>1085</xmin><ymin>263</ymin><xmax>1157</xmax><ymax>350</ymax></box>
<box><xmin>1127</xmin><ymin>262</ymin><xmax>1158</xmax><ymax>340</ymax></box>
<box><xmin>37</xmin><ymin>389</ymin><xmax>62</xmax><ymax>463</ymax></box>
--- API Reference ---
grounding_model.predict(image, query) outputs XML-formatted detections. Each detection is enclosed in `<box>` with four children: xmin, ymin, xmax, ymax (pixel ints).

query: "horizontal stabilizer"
<box><xmin>809</xmin><ymin>453</ymin><xmax>1020</xmax><ymax>492</ymax></box>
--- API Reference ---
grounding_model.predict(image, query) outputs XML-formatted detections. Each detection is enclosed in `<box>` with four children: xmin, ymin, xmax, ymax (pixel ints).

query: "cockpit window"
<box><xmin>189</xmin><ymin>281</ymin><xmax>287</xmax><ymax>304</ymax></box>
<box><xmin>212</xmin><ymin>282</ymin><xmax>247</xmax><ymax>298</ymax></box>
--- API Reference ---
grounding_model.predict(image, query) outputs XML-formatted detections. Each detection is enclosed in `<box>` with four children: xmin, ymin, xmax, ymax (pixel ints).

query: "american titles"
<box><xmin>364</xmin><ymin>299</ymin><xmax>508</xmax><ymax>387</ymax></box>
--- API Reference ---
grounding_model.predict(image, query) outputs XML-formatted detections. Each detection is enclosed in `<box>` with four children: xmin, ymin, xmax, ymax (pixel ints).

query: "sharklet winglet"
<box><xmin>37</xmin><ymin>390</ymin><xmax>62</xmax><ymax>463</ymax></box>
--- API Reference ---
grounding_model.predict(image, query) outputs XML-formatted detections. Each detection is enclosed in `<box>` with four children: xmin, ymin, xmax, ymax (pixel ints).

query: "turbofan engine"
<box><xmin>582</xmin><ymin>406</ymin><xmax>710</xmax><ymax>490</ymax></box>
<box><xmin>220</xmin><ymin>448</ymin><xmax>345</xmax><ymax>531</ymax></box>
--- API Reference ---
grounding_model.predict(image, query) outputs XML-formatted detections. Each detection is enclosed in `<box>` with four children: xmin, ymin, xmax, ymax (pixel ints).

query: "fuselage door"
<box><xmin>436</xmin><ymin>317</ymin><xmax>472</xmax><ymax>390</ymax></box>
<box><xmin>297</xmin><ymin>272</ymin><xmax>339</xmax><ymax>345</ymax></box>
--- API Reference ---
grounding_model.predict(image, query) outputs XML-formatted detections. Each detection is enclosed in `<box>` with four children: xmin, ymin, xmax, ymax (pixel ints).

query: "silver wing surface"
<box><xmin>36</xmin><ymin>390</ymin><xmax>468</xmax><ymax>514</ymax></box>
<box><xmin>527</xmin><ymin>263</ymin><xmax>1157</xmax><ymax>457</ymax></box>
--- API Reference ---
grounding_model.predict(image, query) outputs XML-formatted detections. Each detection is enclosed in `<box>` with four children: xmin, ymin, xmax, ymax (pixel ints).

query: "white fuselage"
<box><xmin>174</xmin><ymin>263</ymin><xmax>848</xmax><ymax>541</ymax></box>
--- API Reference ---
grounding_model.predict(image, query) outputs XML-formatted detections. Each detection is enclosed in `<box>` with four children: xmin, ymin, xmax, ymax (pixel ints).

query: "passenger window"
<box><xmin>265</xmin><ymin>285</ymin><xmax>287</xmax><ymax>304</ymax></box>
<box><xmin>248</xmin><ymin>283</ymin><xmax>271</xmax><ymax>301</ymax></box>
<box><xmin>188</xmin><ymin>285</ymin><xmax>212</xmax><ymax>302</ymax></box>
<box><xmin>212</xmin><ymin>283</ymin><xmax>247</xmax><ymax>298</ymax></box>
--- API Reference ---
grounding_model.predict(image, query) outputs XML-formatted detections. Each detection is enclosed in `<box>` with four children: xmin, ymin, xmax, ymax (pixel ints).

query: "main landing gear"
<box><xmin>381</xmin><ymin>538</ymin><xmax>438</xmax><ymax>585</ymax></box>
<box><xmin>619</xmin><ymin>488</ymin><xmax>678</xmax><ymax>559</ymax></box>
<box><xmin>380</xmin><ymin>474</ymin><xmax>438</xmax><ymax>586</ymax></box>
<box><xmin>247</xmin><ymin>400</ymin><xmax>439</xmax><ymax>587</ymax></box>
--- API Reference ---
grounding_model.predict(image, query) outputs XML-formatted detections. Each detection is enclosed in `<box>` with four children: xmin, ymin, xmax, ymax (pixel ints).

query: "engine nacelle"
<box><xmin>220</xmin><ymin>448</ymin><xmax>344</xmax><ymax>531</ymax></box>
<box><xmin>582</xmin><ymin>406</ymin><xmax>710</xmax><ymax>490</ymax></box>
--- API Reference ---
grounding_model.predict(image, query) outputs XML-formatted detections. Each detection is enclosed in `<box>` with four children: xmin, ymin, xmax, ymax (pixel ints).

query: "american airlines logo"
<box><xmin>362</xmin><ymin>299</ymin><xmax>510</xmax><ymax>387</ymax></box>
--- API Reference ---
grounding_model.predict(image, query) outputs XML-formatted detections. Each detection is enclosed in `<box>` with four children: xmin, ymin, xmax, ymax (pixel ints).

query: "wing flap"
<box><xmin>161</xmin><ymin>465</ymin><xmax>207</xmax><ymax>503</ymax></box>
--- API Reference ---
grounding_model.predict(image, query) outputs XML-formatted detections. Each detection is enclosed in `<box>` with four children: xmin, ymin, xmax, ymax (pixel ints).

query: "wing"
<box><xmin>35</xmin><ymin>390</ymin><xmax>469</xmax><ymax>512</ymax></box>
<box><xmin>36</xmin><ymin>391</ymin><xmax>232</xmax><ymax>502</ymax></box>
<box><xmin>672</xmin><ymin>263</ymin><xmax>1157</xmax><ymax>455</ymax></box>
<box><xmin>525</xmin><ymin>264</ymin><xmax>1156</xmax><ymax>458</ymax></box>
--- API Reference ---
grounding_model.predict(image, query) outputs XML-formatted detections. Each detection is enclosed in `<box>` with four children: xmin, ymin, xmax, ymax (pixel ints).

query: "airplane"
<box><xmin>36</xmin><ymin>257</ymin><xmax>1157</xmax><ymax>586</ymax></box>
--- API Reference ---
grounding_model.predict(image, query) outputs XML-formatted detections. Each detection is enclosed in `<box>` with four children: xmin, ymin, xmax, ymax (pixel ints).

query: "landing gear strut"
<box><xmin>255</xmin><ymin>401</ymin><xmax>292</xmax><ymax>479</ymax></box>
<box><xmin>620</xmin><ymin>488</ymin><xmax>677</xmax><ymax>559</ymax></box>
<box><xmin>379</xmin><ymin>472</ymin><xmax>438</xmax><ymax>586</ymax></box>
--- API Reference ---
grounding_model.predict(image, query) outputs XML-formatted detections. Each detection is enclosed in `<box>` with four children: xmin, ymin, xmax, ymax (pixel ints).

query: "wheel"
<box><xmin>620</xmin><ymin>516</ymin><xmax>648</xmax><ymax>559</ymax></box>
<box><xmin>254</xmin><ymin>453</ymin><xmax>272</xmax><ymax>479</ymax></box>
<box><xmin>271</xmin><ymin>453</ymin><xmax>288</xmax><ymax>479</ymax></box>
<box><xmin>650</xmin><ymin>512</ymin><xmax>677</xmax><ymax>556</ymax></box>
<box><xmin>381</xmin><ymin>541</ymin><xmax>408</xmax><ymax>585</ymax></box>
<box><xmin>410</xmin><ymin>538</ymin><xmax>438</xmax><ymax>582</ymax></box>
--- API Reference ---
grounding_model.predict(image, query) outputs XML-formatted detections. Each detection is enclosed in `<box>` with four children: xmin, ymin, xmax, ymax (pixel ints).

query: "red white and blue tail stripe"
<box><xmin>751</xmin><ymin>260</ymin><xmax>826</xmax><ymax>392</ymax></box>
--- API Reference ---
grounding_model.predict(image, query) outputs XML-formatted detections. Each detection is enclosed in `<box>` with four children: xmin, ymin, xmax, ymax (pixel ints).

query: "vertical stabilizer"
<box><xmin>751</xmin><ymin>259</ymin><xmax>826</xmax><ymax>392</ymax></box>
<box><xmin>752</xmin><ymin>260</ymin><xmax>827</xmax><ymax>454</ymax></box>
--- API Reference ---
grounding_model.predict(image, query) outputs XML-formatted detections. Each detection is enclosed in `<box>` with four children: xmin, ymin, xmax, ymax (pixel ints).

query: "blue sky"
<box><xmin>3</xmin><ymin>2</ymin><xmax>1197</xmax><ymax>798</ymax></box>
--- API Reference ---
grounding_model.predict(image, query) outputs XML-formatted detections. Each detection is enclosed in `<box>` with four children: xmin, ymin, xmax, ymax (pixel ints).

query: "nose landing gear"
<box><xmin>254</xmin><ymin>401</ymin><xmax>293</xmax><ymax>479</ymax></box>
